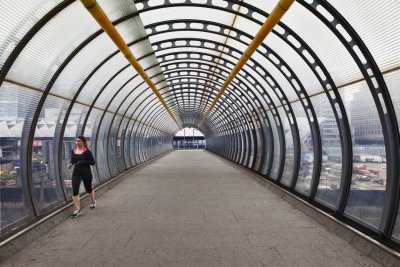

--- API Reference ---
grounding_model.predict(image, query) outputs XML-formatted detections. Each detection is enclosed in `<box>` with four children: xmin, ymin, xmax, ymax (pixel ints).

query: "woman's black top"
<box><xmin>70</xmin><ymin>148</ymin><xmax>95</xmax><ymax>178</ymax></box>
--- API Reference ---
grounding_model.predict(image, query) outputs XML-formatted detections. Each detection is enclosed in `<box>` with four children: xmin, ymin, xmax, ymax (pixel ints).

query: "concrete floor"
<box><xmin>2</xmin><ymin>150</ymin><xmax>382</xmax><ymax>266</ymax></box>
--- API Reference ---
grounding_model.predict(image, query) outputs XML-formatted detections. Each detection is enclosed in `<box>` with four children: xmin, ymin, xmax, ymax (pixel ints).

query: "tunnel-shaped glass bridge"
<box><xmin>0</xmin><ymin>0</ymin><xmax>399</xmax><ymax>258</ymax></box>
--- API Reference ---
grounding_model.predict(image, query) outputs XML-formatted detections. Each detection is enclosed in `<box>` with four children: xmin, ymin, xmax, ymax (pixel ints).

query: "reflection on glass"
<box><xmin>260</xmin><ymin>124</ymin><xmax>270</xmax><ymax>175</ymax></box>
<box><xmin>279</xmin><ymin>107</ymin><xmax>294</xmax><ymax>187</ymax></box>
<box><xmin>0</xmin><ymin>65</ymin><xmax>37</xmax><ymax>231</ymax></box>
<box><xmin>0</xmin><ymin>136</ymin><xmax>29</xmax><ymax>229</ymax></box>
<box><xmin>107</xmin><ymin>116</ymin><xmax>119</xmax><ymax>177</ymax></box>
<box><xmin>293</xmin><ymin>102</ymin><xmax>314</xmax><ymax>196</ymax></box>
<box><xmin>31</xmin><ymin>96</ymin><xmax>66</xmax><ymax>210</ymax></box>
<box><xmin>313</xmin><ymin>94</ymin><xmax>342</xmax><ymax>207</ymax></box>
<box><xmin>124</xmin><ymin>120</ymin><xmax>133</xmax><ymax>168</ymax></box>
<box><xmin>129</xmin><ymin>123</ymin><xmax>138</xmax><ymax>167</ymax></box>
<box><xmin>84</xmin><ymin>109</ymin><xmax>103</xmax><ymax>185</ymax></box>
<box><xmin>341</xmin><ymin>83</ymin><xmax>386</xmax><ymax>230</ymax></box>
<box><xmin>117</xmin><ymin>118</ymin><xmax>128</xmax><ymax>172</ymax></box>
<box><xmin>384</xmin><ymin>71</ymin><xmax>400</xmax><ymax>242</ymax></box>
<box><xmin>269</xmin><ymin>113</ymin><xmax>281</xmax><ymax>180</ymax></box>
<box><xmin>254</xmin><ymin>127</ymin><xmax>263</xmax><ymax>172</ymax></box>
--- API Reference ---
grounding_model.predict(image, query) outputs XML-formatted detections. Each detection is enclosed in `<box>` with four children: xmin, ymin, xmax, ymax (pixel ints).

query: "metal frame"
<box><xmin>1</xmin><ymin>0</ymin><xmax>398</xmax><ymax>247</ymax></box>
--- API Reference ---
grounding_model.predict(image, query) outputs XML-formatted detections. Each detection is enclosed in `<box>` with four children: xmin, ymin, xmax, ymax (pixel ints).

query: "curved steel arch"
<box><xmin>136</xmin><ymin>0</ymin><xmax>399</xmax><ymax>237</ymax></box>
<box><xmin>158</xmin><ymin>61</ymin><xmax>272</xmax><ymax>173</ymax></box>
<box><xmin>142</xmin><ymin>80</ymin><xmax>248</xmax><ymax>141</ymax></box>
<box><xmin>1</xmin><ymin>0</ymin><xmax>398</xmax><ymax>247</ymax></box>
<box><xmin>150</xmin><ymin>32</ymin><xmax>323</xmax><ymax>190</ymax></box>
<box><xmin>139</xmin><ymin>4</ymin><xmax>352</xmax><ymax>207</ymax></box>
<box><xmin>142</xmin><ymin>75</ymin><xmax>256</xmax><ymax>162</ymax></box>
<box><xmin>95</xmin><ymin>72</ymin><xmax>171</xmax><ymax>179</ymax></box>
<box><xmin>2</xmin><ymin>7</ymin><xmax>170</xmax><ymax>214</ymax></box>
<box><xmin>156</xmin><ymin>52</ymin><xmax>286</xmax><ymax>176</ymax></box>
<box><xmin>107</xmin><ymin>78</ymin><xmax>178</xmax><ymax>174</ymax></box>
<box><xmin>299</xmin><ymin>0</ymin><xmax>400</xmax><ymax>236</ymax></box>
<box><xmin>164</xmin><ymin>91</ymin><xmax>243</xmax><ymax>137</ymax></box>
<box><xmin>154</xmin><ymin>40</ymin><xmax>308</xmax><ymax>184</ymax></box>
<box><xmin>161</xmin><ymin>72</ymin><xmax>270</xmax><ymax>171</ymax></box>
<box><xmin>159</xmin><ymin>71</ymin><xmax>269</xmax><ymax>167</ymax></box>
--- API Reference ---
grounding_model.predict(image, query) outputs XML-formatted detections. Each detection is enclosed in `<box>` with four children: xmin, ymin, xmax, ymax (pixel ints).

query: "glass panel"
<box><xmin>136</xmin><ymin>100</ymin><xmax>159</xmax><ymax>123</ymax></box>
<box><xmin>32</xmin><ymin>95</ymin><xmax>66</xmax><ymax>210</ymax></box>
<box><xmin>123</xmin><ymin>119</ymin><xmax>133</xmax><ymax>169</ymax></box>
<box><xmin>98</xmin><ymin>0</ymin><xmax>139</xmax><ymax>21</ymax></box>
<box><xmin>269</xmin><ymin>113</ymin><xmax>281</xmax><ymax>180</ymax></box>
<box><xmin>253</xmin><ymin>123</ymin><xmax>264</xmax><ymax>172</ymax></box>
<box><xmin>341</xmin><ymin>83</ymin><xmax>386</xmax><ymax>230</ymax></box>
<box><xmin>228</xmin><ymin>15</ymin><xmax>263</xmax><ymax>42</ymax></box>
<box><xmin>96</xmin><ymin>112</ymin><xmax>113</xmax><ymax>181</ymax></box>
<box><xmin>239</xmin><ymin>127</ymin><xmax>247</xmax><ymax>166</ymax></box>
<box><xmin>247</xmin><ymin>53</ymin><xmax>299</xmax><ymax>103</ymax></box>
<box><xmin>96</xmin><ymin>67</ymin><xmax>137</xmax><ymax>112</ymax></box>
<box><xmin>119</xmin><ymin>83</ymin><xmax>151</xmax><ymax>115</ymax></box>
<box><xmin>77</xmin><ymin>53</ymin><xmax>128</xmax><ymax>105</ymax></box>
<box><xmin>329</xmin><ymin>0</ymin><xmax>400</xmax><ymax>72</ymax></box>
<box><xmin>141</xmin><ymin>126</ymin><xmax>151</xmax><ymax>161</ymax></box>
<box><xmin>51</xmin><ymin>33</ymin><xmax>116</xmax><ymax>99</ymax></box>
<box><xmin>0</xmin><ymin>0</ymin><xmax>62</xmax><ymax>69</ymax></box>
<box><xmin>313</xmin><ymin>93</ymin><xmax>342</xmax><ymax>208</ymax></box>
<box><xmin>6</xmin><ymin>2</ymin><xmax>100</xmax><ymax>89</ymax></box>
<box><xmin>129</xmin><ymin>122</ymin><xmax>139</xmax><ymax>166</ymax></box>
<box><xmin>135</xmin><ymin>124</ymin><xmax>145</xmax><ymax>164</ymax></box>
<box><xmin>278</xmin><ymin>106</ymin><xmax>294</xmax><ymax>187</ymax></box>
<box><xmin>117</xmin><ymin>117</ymin><xmax>129</xmax><ymax>172</ymax></box>
<box><xmin>386</xmin><ymin>70</ymin><xmax>400</xmax><ymax>242</ymax></box>
<box><xmin>82</xmin><ymin>108</ymin><xmax>102</xmax><ymax>186</ymax></box>
<box><xmin>241</xmin><ymin>65</ymin><xmax>280</xmax><ymax>108</ymax></box>
<box><xmin>293</xmin><ymin>101</ymin><xmax>314</xmax><ymax>196</ymax></box>
<box><xmin>0</xmin><ymin>82</ymin><xmax>36</xmax><ymax>230</ymax></box>
<box><xmin>246</xmin><ymin>126</ymin><xmax>254</xmax><ymax>168</ymax></box>
<box><xmin>115</xmin><ymin>18</ymin><xmax>150</xmax><ymax>47</ymax></box>
<box><xmin>128</xmin><ymin>92</ymin><xmax>156</xmax><ymax>119</ymax></box>
<box><xmin>276</xmin><ymin>2</ymin><xmax>363</xmax><ymax>85</ymax></box>
<box><xmin>260</xmin><ymin>119</ymin><xmax>271</xmax><ymax>175</ymax></box>
<box><xmin>384</xmin><ymin>70</ymin><xmax>400</xmax><ymax>134</ymax></box>
<box><xmin>107</xmin><ymin>115</ymin><xmax>120</xmax><ymax>177</ymax></box>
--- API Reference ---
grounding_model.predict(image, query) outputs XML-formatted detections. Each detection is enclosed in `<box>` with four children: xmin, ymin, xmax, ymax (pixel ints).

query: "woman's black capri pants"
<box><xmin>72</xmin><ymin>175</ymin><xmax>93</xmax><ymax>196</ymax></box>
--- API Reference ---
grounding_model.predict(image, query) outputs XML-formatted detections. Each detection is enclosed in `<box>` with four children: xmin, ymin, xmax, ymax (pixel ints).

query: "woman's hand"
<box><xmin>67</xmin><ymin>163</ymin><xmax>73</xmax><ymax>169</ymax></box>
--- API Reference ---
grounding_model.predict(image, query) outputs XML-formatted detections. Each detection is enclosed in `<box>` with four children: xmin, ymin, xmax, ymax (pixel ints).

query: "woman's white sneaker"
<box><xmin>89</xmin><ymin>200</ymin><xmax>96</xmax><ymax>210</ymax></box>
<box><xmin>71</xmin><ymin>209</ymin><xmax>80</xmax><ymax>218</ymax></box>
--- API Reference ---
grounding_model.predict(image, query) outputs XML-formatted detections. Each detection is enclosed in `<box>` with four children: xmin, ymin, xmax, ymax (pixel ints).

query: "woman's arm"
<box><xmin>67</xmin><ymin>150</ymin><xmax>76</xmax><ymax>169</ymax></box>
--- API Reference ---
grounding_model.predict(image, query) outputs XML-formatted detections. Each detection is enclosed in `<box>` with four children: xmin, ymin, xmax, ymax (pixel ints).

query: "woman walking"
<box><xmin>67</xmin><ymin>135</ymin><xmax>96</xmax><ymax>218</ymax></box>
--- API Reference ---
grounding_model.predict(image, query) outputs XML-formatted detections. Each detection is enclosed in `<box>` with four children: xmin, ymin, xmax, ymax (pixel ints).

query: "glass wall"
<box><xmin>0</xmin><ymin>83</ymin><xmax>36</xmax><ymax>230</ymax></box>
<box><xmin>340</xmin><ymin>83</ymin><xmax>386</xmax><ymax>230</ymax></box>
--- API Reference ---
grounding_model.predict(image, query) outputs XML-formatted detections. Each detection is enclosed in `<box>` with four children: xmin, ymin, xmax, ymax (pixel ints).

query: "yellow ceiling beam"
<box><xmin>80</xmin><ymin>0</ymin><xmax>180</xmax><ymax>127</ymax></box>
<box><xmin>201</xmin><ymin>0</ymin><xmax>295</xmax><ymax>125</ymax></box>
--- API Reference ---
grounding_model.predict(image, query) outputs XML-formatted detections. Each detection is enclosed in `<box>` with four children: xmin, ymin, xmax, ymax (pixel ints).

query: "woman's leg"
<box><xmin>88</xmin><ymin>191</ymin><xmax>95</xmax><ymax>204</ymax></box>
<box><xmin>82</xmin><ymin>176</ymin><xmax>95</xmax><ymax>204</ymax></box>
<box><xmin>72</xmin><ymin>195</ymin><xmax>81</xmax><ymax>211</ymax></box>
<box><xmin>72</xmin><ymin>176</ymin><xmax>81</xmax><ymax>211</ymax></box>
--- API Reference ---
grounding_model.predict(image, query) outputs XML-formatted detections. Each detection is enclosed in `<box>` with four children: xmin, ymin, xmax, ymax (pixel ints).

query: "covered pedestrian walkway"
<box><xmin>1</xmin><ymin>0</ymin><xmax>400</xmax><ymax>265</ymax></box>
<box><xmin>1</xmin><ymin>150</ymin><xmax>388</xmax><ymax>266</ymax></box>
